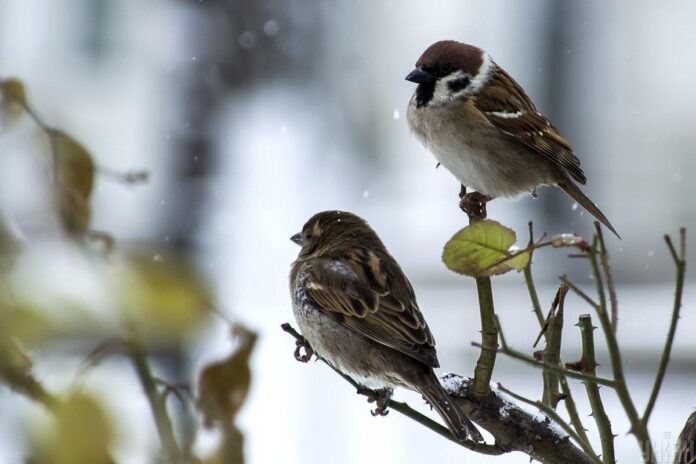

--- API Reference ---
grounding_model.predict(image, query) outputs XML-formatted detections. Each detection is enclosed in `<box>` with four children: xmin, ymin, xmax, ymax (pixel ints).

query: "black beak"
<box><xmin>290</xmin><ymin>233</ymin><xmax>304</xmax><ymax>246</ymax></box>
<box><xmin>405</xmin><ymin>68</ymin><xmax>435</xmax><ymax>84</ymax></box>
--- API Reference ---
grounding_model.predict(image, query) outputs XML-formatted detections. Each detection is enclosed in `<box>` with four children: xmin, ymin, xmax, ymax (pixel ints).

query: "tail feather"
<box><xmin>558</xmin><ymin>180</ymin><xmax>620</xmax><ymax>239</ymax></box>
<box><xmin>418</xmin><ymin>381</ymin><xmax>483</xmax><ymax>442</ymax></box>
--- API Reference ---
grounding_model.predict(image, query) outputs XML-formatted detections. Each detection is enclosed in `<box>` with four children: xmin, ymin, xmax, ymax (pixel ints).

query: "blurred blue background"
<box><xmin>1</xmin><ymin>0</ymin><xmax>695</xmax><ymax>463</ymax></box>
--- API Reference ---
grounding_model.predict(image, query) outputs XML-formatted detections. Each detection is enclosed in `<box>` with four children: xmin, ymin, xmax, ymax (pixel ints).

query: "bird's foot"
<box><xmin>459</xmin><ymin>191</ymin><xmax>492</xmax><ymax>220</ymax></box>
<box><xmin>293</xmin><ymin>339</ymin><xmax>314</xmax><ymax>363</ymax></box>
<box><xmin>369</xmin><ymin>388</ymin><xmax>393</xmax><ymax>416</ymax></box>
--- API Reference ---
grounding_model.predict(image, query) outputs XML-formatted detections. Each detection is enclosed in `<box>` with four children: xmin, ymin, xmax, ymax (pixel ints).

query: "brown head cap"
<box><xmin>416</xmin><ymin>41</ymin><xmax>485</xmax><ymax>75</ymax></box>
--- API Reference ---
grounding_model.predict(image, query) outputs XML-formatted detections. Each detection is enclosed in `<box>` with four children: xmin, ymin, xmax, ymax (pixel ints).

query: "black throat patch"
<box><xmin>415</xmin><ymin>81</ymin><xmax>435</xmax><ymax>108</ymax></box>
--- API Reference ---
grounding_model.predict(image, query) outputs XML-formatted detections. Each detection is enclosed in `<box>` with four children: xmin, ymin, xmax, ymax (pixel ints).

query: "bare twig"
<box><xmin>596</xmin><ymin>224</ymin><xmax>619</xmax><ymax>332</ymax></box>
<box><xmin>524</xmin><ymin>221</ymin><xmax>546</xmax><ymax>327</ymax></box>
<box><xmin>459</xmin><ymin>192</ymin><xmax>498</xmax><ymax>397</ymax></box>
<box><xmin>539</xmin><ymin>285</ymin><xmax>567</xmax><ymax>410</ymax></box>
<box><xmin>473</xmin><ymin>275</ymin><xmax>497</xmax><ymax>396</ymax></box>
<box><xmin>127</xmin><ymin>340</ymin><xmax>184</xmax><ymax>462</ymax></box>
<box><xmin>587</xmin><ymin>224</ymin><xmax>656</xmax><ymax>463</ymax></box>
<box><xmin>573</xmin><ymin>314</ymin><xmax>616</xmax><ymax>464</ymax></box>
<box><xmin>523</xmin><ymin>245</ymin><xmax>590</xmax><ymax>443</ymax></box>
<box><xmin>642</xmin><ymin>229</ymin><xmax>687</xmax><ymax>425</ymax></box>
<box><xmin>476</xmin><ymin>339</ymin><xmax>616</xmax><ymax>388</ymax></box>
<box><xmin>559</xmin><ymin>375</ymin><xmax>592</xmax><ymax>447</ymax></box>
<box><xmin>561</xmin><ymin>276</ymin><xmax>600</xmax><ymax>310</ymax></box>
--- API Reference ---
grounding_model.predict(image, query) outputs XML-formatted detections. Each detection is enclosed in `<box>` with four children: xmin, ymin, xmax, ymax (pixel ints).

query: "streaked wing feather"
<box><xmin>475</xmin><ymin>67</ymin><xmax>587</xmax><ymax>184</ymax></box>
<box><xmin>304</xmin><ymin>256</ymin><xmax>438</xmax><ymax>367</ymax></box>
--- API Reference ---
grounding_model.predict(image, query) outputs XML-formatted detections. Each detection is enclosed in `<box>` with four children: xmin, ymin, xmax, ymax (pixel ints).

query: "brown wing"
<box><xmin>474</xmin><ymin>66</ymin><xmax>587</xmax><ymax>185</ymax></box>
<box><xmin>676</xmin><ymin>412</ymin><xmax>696</xmax><ymax>464</ymax></box>
<box><xmin>303</xmin><ymin>253</ymin><xmax>439</xmax><ymax>368</ymax></box>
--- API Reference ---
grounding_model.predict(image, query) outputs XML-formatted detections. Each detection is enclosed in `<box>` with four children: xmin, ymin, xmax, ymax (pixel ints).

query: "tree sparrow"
<box><xmin>406</xmin><ymin>40</ymin><xmax>619</xmax><ymax>237</ymax></box>
<box><xmin>290</xmin><ymin>210</ymin><xmax>482</xmax><ymax>442</ymax></box>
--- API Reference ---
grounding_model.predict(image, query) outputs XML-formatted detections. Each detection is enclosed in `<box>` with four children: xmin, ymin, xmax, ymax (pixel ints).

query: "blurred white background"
<box><xmin>1</xmin><ymin>0</ymin><xmax>695</xmax><ymax>463</ymax></box>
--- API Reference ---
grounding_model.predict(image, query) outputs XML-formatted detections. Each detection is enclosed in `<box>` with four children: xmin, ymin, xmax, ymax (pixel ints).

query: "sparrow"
<box><xmin>675</xmin><ymin>411</ymin><xmax>696</xmax><ymax>464</ymax></box>
<box><xmin>289</xmin><ymin>210</ymin><xmax>482</xmax><ymax>442</ymax></box>
<box><xmin>405</xmin><ymin>40</ymin><xmax>619</xmax><ymax>237</ymax></box>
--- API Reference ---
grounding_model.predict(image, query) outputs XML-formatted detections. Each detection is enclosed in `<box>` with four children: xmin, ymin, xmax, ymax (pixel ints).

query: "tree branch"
<box><xmin>495</xmin><ymin>383</ymin><xmax>601</xmax><ymax>464</ymax></box>
<box><xmin>282</xmin><ymin>323</ymin><xmax>599</xmax><ymax>463</ymax></box>
<box><xmin>459</xmin><ymin>189</ymin><xmax>498</xmax><ymax>397</ymax></box>
<box><xmin>473</xmin><ymin>275</ymin><xmax>497</xmax><ymax>396</ymax></box>
<box><xmin>280</xmin><ymin>323</ymin><xmax>503</xmax><ymax>454</ymax></box>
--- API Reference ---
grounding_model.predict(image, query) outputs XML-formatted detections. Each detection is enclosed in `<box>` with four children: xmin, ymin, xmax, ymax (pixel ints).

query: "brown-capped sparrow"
<box><xmin>406</xmin><ymin>40</ymin><xmax>619</xmax><ymax>237</ymax></box>
<box><xmin>290</xmin><ymin>210</ymin><xmax>482</xmax><ymax>442</ymax></box>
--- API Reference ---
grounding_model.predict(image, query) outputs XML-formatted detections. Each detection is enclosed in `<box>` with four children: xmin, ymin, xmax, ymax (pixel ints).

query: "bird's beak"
<box><xmin>405</xmin><ymin>67</ymin><xmax>435</xmax><ymax>84</ymax></box>
<box><xmin>290</xmin><ymin>233</ymin><xmax>304</xmax><ymax>246</ymax></box>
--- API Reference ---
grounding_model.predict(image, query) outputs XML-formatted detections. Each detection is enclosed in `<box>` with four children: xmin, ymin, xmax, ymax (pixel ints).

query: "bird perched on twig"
<box><xmin>289</xmin><ymin>210</ymin><xmax>482</xmax><ymax>442</ymax></box>
<box><xmin>406</xmin><ymin>40</ymin><xmax>619</xmax><ymax>237</ymax></box>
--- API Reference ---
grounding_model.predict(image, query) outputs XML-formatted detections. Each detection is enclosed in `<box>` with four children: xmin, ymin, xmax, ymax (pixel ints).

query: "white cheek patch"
<box><xmin>431</xmin><ymin>70</ymin><xmax>470</xmax><ymax>104</ymax></box>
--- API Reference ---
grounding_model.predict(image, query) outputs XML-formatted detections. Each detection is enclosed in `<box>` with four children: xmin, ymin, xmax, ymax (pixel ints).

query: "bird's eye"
<box><xmin>438</xmin><ymin>64</ymin><xmax>453</xmax><ymax>75</ymax></box>
<box><xmin>304</xmin><ymin>232</ymin><xmax>313</xmax><ymax>241</ymax></box>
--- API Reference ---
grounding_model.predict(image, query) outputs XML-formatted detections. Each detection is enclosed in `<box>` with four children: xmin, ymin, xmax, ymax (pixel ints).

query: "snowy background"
<box><xmin>1</xmin><ymin>0</ymin><xmax>695</xmax><ymax>463</ymax></box>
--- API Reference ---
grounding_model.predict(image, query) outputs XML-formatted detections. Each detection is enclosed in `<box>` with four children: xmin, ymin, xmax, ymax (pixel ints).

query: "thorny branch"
<box><xmin>281</xmin><ymin>323</ymin><xmax>599</xmax><ymax>464</ymax></box>
<box><xmin>460</xmin><ymin>187</ymin><xmax>498</xmax><ymax>397</ymax></box>
<box><xmin>570</xmin><ymin>314</ymin><xmax>615</xmax><ymax>464</ymax></box>
<box><xmin>643</xmin><ymin>229</ymin><xmax>687</xmax><ymax>425</ymax></box>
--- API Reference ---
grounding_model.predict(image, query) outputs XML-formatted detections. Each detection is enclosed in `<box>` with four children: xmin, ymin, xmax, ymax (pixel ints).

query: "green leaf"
<box><xmin>442</xmin><ymin>219</ymin><xmax>530</xmax><ymax>277</ymax></box>
<box><xmin>0</xmin><ymin>78</ymin><xmax>26</xmax><ymax>132</ymax></box>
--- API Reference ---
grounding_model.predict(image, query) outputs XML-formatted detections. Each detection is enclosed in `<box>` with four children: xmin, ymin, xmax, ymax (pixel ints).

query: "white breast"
<box><xmin>406</xmin><ymin>97</ymin><xmax>553</xmax><ymax>198</ymax></box>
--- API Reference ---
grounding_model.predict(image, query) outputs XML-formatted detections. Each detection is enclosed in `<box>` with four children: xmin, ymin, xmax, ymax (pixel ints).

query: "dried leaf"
<box><xmin>0</xmin><ymin>78</ymin><xmax>26</xmax><ymax>132</ymax></box>
<box><xmin>442</xmin><ymin>220</ymin><xmax>530</xmax><ymax>277</ymax></box>
<box><xmin>47</xmin><ymin>130</ymin><xmax>95</xmax><ymax>235</ymax></box>
<box><xmin>56</xmin><ymin>187</ymin><xmax>92</xmax><ymax>235</ymax></box>
<box><xmin>52</xmin><ymin>129</ymin><xmax>95</xmax><ymax>198</ymax></box>
<box><xmin>197</xmin><ymin>325</ymin><xmax>257</xmax><ymax>428</ymax></box>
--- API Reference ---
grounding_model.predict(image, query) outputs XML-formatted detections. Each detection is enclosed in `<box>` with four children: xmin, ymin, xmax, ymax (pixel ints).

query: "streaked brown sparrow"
<box><xmin>289</xmin><ymin>210</ymin><xmax>482</xmax><ymax>442</ymax></box>
<box><xmin>406</xmin><ymin>40</ymin><xmax>619</xmax><ymax>237</ymax></box>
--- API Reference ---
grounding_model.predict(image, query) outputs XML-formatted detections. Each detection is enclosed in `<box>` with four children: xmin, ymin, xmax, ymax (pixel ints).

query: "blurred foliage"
<box><xmin>0</xmin><ymin>78</ymin><xmax>254</xmax><ymax>463</ymax></box>
<box><xmin>442</xmin><ymin>220</ymin><xmax>530</xmax><ymax>277</ymax></box>
<box><xmin>197</xmin><ymin>325</ymin><xmax>257</xmax><ymax>464</ymax></box>
<box><xmin>114</xmin><ymin>254</ymin><xmax>212</xmax><ymax>343</ymax></box>
<box><xmin>29</xmin><ymin>393</ymin><xmax>115</xmax><ymax>464</ymax></box>
<box><xmin>51</xmin><ymin>129</ymin><xmax>95</xmax><ymax>235</ymax></box>
<box><xmin>0</xmin><ymin>78</ymin><xmax>26</xmax><ymax>132</ymax></box>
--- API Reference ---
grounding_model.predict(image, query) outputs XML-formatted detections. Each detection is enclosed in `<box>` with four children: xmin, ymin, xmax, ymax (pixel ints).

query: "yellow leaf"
<box><xmin>442</xmin><ymin>220</ymin><xmax>530</xmax><ymax>277</ymax></box>
<box><xmin>116</xmin><ymin>255</ymin><xmax>212</xmax><ymax>342</ymax></box>
<box><xmin>30</xmin><ymin>393</ymin><xmax>115</xmax><ymax>464</ymax></box>
<box><xmin>0</xmin><ymin>78</ymin><xmax>26</xmax><ymax>132</ymax></box>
